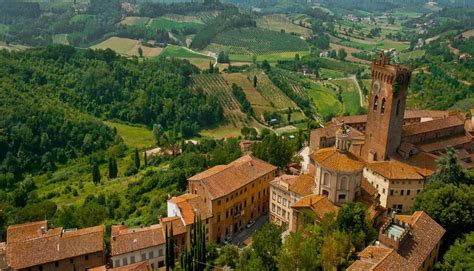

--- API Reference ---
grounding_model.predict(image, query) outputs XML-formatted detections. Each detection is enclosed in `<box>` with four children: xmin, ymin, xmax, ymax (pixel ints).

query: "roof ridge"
<box><xmin>372</xmin><ymin>248</ymin><xmax>398</xmax><ymax>270</ymax></box>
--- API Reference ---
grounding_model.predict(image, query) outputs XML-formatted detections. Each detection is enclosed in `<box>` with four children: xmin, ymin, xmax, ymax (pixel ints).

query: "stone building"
<box><xmin>348</xmin><ymin>211</ymin><xmax>445</xmax><ymax>271</ymax></box>
<box><xmin>308</xmin><ymin>52</ymin><xmax>474</xmax><ymax>214</ymax></box>
<box><xmin>269</xmin><ymin>174</ymin><xmax>314</xmax><ymax>229</ymax></box>
<box><xmin>6</xmin><ymin>221</ymin><xmax>105</xmax><ymax>271</ymax></box>
<box><xmin>187</xmin><ymin>154</ymin><xmax>277</xmax><ymax>243</ymax></box>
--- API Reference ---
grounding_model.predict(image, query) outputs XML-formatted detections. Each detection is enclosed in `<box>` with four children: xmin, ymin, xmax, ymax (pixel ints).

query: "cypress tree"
<box><xmin>169</xmin><ymin>225</ymin><xmax>175</xmax><ymax>269</ymax></box>
<box><xmin>108</xmin><ymin>156</ymin><xmax>118</xmax><ymax>179</ymax></box>
<box><xmin>134</xmin><ymin>147</ymin><xmax>140</xmax><ymax>170</ymax></box>
<box><xmin>92</xmin><ymin>162</ymin><xmax>101</xmax><ymax>184</ymax></box>
<box><xmin>165</xmin><ymin>225</ymin><xmax>170</xmax><ymax>271</ymax></box>
<box><xmin>144</xmin><ymin>152</ymin><xmax>148</xmax><ymax>167</ymax></box>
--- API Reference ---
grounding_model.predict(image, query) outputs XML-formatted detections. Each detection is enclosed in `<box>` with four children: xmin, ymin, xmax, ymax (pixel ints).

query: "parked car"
<box><xmin>246</xmin><ymin>220</ymin><xmax>255</xmax><ymax>229</ymax></box>
<box><xmin>223</xmin><ymin>235</ymin><xmax>233</xmax><ymax>244</ymax></box>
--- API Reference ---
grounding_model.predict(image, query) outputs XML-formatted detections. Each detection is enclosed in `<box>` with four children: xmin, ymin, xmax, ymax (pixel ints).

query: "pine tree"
<box><xmin>108</xmin><ymin>156</ymin><xmax>118</xmax><ymax>179</ymax></box>
<box><xmin>144</xmin><ymin>152</ymin><xmax>148</xmax><ymax>167</ymax></box>
<box><xmin>92</xmin><ymin>163</ymin><xmax>101</xmax><ymax>184</ymax></box>
<box><xmin>134</xmin><ymin>147</ymin><xmax>140</xmax><ymax>170</ymax></box>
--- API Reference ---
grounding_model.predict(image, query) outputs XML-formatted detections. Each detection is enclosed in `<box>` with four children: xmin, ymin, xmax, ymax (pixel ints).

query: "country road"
<box><xmin>183</xmin><ymin>47</ymin><xmax>218</xmax><ymax>67</ymax></box>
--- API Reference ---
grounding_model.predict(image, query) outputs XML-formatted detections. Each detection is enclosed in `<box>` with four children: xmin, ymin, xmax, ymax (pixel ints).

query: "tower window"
<box><xmin>396</xmin><ymin>100</ymin><xmax>400</xmax><ymax>116</ymax></box>
<box><xmin>381</xmin><ymin>98</ymin><xmax>386</xmax><ymax>114</ymax></box>
<box><xmin>373</xmin><ymin>95</ymin><xmax>378</xmax><ymax>111</ymax></box>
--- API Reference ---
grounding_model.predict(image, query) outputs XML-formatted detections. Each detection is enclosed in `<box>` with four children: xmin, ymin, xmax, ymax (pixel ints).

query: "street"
<box><xmin>231</xmin><ymin>214</ymin><xmax>269</xmax><ymax>247</ymax></box>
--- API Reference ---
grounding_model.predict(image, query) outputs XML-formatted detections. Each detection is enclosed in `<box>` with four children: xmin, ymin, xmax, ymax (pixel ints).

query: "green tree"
<box><xmin>430</xmin><ymin>146</ymin><xmax>472</xmax><ymax>185</ymax></box>
<box><xmin>166</xmin><ymin>224</ymin><xmax>175</xmax><ymax>270</ymax></box>
<box><xmin>144</xmin><ymin>152</ymin><xmax>148</xmax><ymax>167</ymax></box>
<box><xmin>108</xmin><ymin>156</ymin><xmax>118</xmax><ymax>179</ymax></box>
<box><xmin>411</xmin><ymin>182</ymin><xmax>474</xmax><ymax>246</ymax></box>
<box><xmin>321</xmin><ymin>231</ymin><xmax>354</xmax><ymax>270</ymax></box>
<box><xmin>215</xmin><ymin>245</ymin><xmax>239</xmax><ymax>268</ymax></box>
<box><xmin>138</xmin><ymin>47</ymin><xmax>143</xmax><ymax>58</ymax></box>
<box><xmin>252</xmin><ymin>134</ymin><xmax>295</xmax><ymax>169</ymax></box>
<box><xmin>75</xmin><ymin>202</ymin><xmax>107</xmax><ymax>228</ymax></box>
<box><xmin>438</xmin><ymin>231</ymin><xmax>474</xmax><ymax>270</ymax></box>
<box><xmin>261</xmin><ymin>60</ymin><xmax>271</xmax><ymax>72</ymax></box>
<box><xmin>338</xmin><ymin>48</ymin><xmax>347</xmax><ymax>61</ymax></box>
<box><xmin>251</xmin><ymin>223</ymin><xmax>283</xmax><ymax>270</ymax></box>
<box><xmin>91</xmin><ymin>162</ymin><xmax>101</xmax><ymax>184</ymax></box>
<box><xmin>336</xmin><ymin>202</ymin><xmax>368</xmax><ymax>233</ymax></box>
<box><xmin>134</xmin><ymin>147</ymin><xmax>141</xmax><ymax>170</ymax></box>
<box><xmin>253</xmin><ymin>75</ymin><xmax>257</xmax><ymax>88</ymax></box>
<box><xmin>277</xmin><ymin>228</ymin><xmax>322</xmax><ymax>271</ymax></box>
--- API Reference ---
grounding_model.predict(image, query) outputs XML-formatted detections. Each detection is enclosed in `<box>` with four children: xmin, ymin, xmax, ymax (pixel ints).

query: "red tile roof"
<box><xmin>292</xmin><ymin>195</ymin><xmax>340</xmax><ymax>219</ymax></box>
<box><xmin>188</xmin><ymin>155</ymin><xmax>277</xmax><ymax>199</ymax></box>
<box><xmin>367</xmin><ymin>160</ymin><xmax>424</xmax><ymax>180</ymax></box>
<box><xmin>90</xmin><ymin>261</ymin><xmax>151</xmax><ymax>271</ymax></box>
<box><xmin>402</xmin><ymin>112</ymin><xmax>466</xmax><ymax>137</ymax></box>
<box><xmin>416</xmin><ymin>134</ymin><xmax>473</xmax><ymax>153</ymax></box>
<box><xmin>168</xmin><ymin>194</ymin><xmax>212</xmax><ymax>226</ymax></box>
<box><xmin>348</xmin><ymin>211</ymin><xmax>445</xmax><ymax>271</ymax></box>
<box><xmin>311</xmin><ymin>147</ymin><xmax>365</xmax><ymax>173</ymax></box>
<box><xmin>270</xmin><ymin>174</ymin><xmax>314</xmax><ymax>197</ymax></box>
<box><xmin>110</xmin><ymin>224</ymin><xmax>165</xmax><ymax>256</ymax></box>
<box><xmin>160</xmin><ymin>216</ymin><xmax>187</xmax><ymax>236</ymax></box>
<box><xmin>6</xmin><ymin>222</ymin><xmax>104</xmax><ymax>270</ymax></box>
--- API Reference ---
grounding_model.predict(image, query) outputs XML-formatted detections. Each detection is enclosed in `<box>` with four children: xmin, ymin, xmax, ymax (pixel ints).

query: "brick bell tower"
<box><xmin>362</xmin><ymin>52</ymin><xmax>411</xmax><ymax>162</ymax></box>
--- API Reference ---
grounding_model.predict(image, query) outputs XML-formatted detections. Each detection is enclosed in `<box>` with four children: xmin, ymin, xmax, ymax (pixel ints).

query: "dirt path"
<box><xmin>183</xmin><ymin>47</ymin><xmax>218</xmax><ymax>67</ymax></box>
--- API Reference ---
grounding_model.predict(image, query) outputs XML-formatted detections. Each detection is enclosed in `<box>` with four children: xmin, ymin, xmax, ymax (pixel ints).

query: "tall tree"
<box><xmin>166</xmin><ymin>225</ymin><xmax>176</xmax><ymax>270</ymax></box>
<box><xmin>134</xmin><ymin>147</ymin><xmax>140</xmax><ymax>170</ymax></box>
<box><xmin>251</xmin><ymin>223</ymin><xmax>283</xmax><ymax>270</ymax></box>
<box><xmin>138</xmin><ymin>47</ymin><xmax>143</xmax><ymax>58</ymax></box>
<box><xmin>92</xmin><ymin>162</ymin><xmax>101</xmax><ymax>184</ymax></box>
<box><xmin>430</xmin><ymin>146</ymin><xmax>472</xmax><ymax>185</ymax></box>
<box><xmin>338</xmin><ymin>48</ymin><xmax>347</xmax><ymax>61</ymax></box>
<box><xmin>108</xmin><ymin>156</ymin><xmax>118</xmax><ymax>179</ymax></box>
<box><xmin>438</xmin><ymin>231</ymin><xmax>474</xmax><ymax>270</ymax></box>
<box><xmin>252</xmin><ymin>134</ymin><xmax>294</xmax><ymax>169</ymax></box>
<box><xmin>253</xmin><ymin>75</ymin><xmax>258</xmax><ymax>87</ymax></box>
<box><xmin>143</xmin><ymin>152</ymin><xmax>148</xmax><ymax>168</ymax></box>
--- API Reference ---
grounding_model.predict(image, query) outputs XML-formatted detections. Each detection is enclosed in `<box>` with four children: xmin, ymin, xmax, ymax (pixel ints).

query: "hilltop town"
<box><xmin>0</xmin><ymin>0</ymin><xmax>473</xmax><ymax>270</ymax></box>
<box><xmin>1</xmin><ymin>53</ymin><xmax>473</xmax><ymax>271</ymax></box>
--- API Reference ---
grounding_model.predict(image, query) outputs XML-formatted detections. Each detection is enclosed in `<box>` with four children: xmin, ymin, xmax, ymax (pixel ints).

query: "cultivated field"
<box><xmin>163</xmin><ymin>14</ymin><xmax>204</xmax><ymax>24</ymax></box>
<box><xmin>91</xmin><ymin>37</ymin><xmax>163</xmax><ymax>57</ymax></box>
<box><xmin>207</xmin><ymin>28</ymin><xmax>309</xmax><ymax>55</ymax></box>
<box><xmin>0</xmin><ymin>41</ymin><xmax>29</xmax><ymax>51</ymax></box>
<box><xmin>119</xmin><ymin>16</ymin><xmax>150</xmax><ymax>26</ymax></box>
<box><xmin>52</xmin><ymin>34</ymin><xmax>69</xmax><ymax>45</ymax></box>
<box><xmin>306</xmin><ymin>81</ymin><xmax>342</xmax><ymax>120</ymax></box>
<box><xmin>256</xmin><ymin>14</ymin><xmax>311</xmax><ymax>38</ymax></box>
<box><xmin>247</xmin><ymin>69</ymin><xmax>297</xmax><ymax>110</ymax></box>
<box><xmin>222</xmin><ymin>73</ymin><xmax>274</xmax><ymax>117</ymax></box>
<box><xmin>329</xmin><ymin>79</ymin><xmax>363</xmax><ymax>116</ymax></box>
<box><xmin>330</xmin><ymin>43</ymin><xmax>370</xmax><ymax>64</ymax></box>
<box><xmin>160</xmin><ymin>45</ymin><xmax>212</xmax><ymax>59</ymax></box>
<box><xmin>148</xmin><ymin>17</ymin><xmax>205</xmax><ymax>32</ymax></box>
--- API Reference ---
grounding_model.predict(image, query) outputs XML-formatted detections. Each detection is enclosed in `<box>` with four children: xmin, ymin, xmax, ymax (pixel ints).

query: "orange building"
<box><xmin>6</xmin><ymin>221</ymin><xmax>105</xmax><ymax>271</ymax></box>
<box><xmin>187</xmin><ymin>154</ymin><xmax>277</xmax><ymax>244</ymax></box>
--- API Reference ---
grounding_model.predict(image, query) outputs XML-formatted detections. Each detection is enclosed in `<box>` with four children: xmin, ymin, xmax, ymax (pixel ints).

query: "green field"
<box><xmin>306</xmin><ymin>82</ymin><xmax>341</xmax><ymax>120</ymax></box>
<box><xmin>120</xmin><ymin>16</ymin><xmax>150</xmax><ymax>26</ymax></box>
<box><xmin>320</xmin><ymin>68</ymin><xmax>346</xmax><ymax>79</ymax></box>
<box><xmin>207</xmin><ymin>27</ymin><xmax>309</xmax><ymax>55</ymax></box>
<box><xmin>339</xmin><ymin>39</ymin><xmax>409</xmax><ymax>52</ymax></box>
<box><xmin>399</xmin><ymin>49</ymin><xmax>425</xmax><ymax>63</ymax></box>
<box><xmin>104</xmin><ymin>121</ymin><xmax>155</xmax><ymax>149</ymax></box>
<box><xmin>160</xmin><ymin>45</ymin><xmax>212</xmax><ymax>59</ymax></box>
<box><xmin>52</xmin><ymin>34</ymin><xmax>69</xmax><ymax>45</ymax></box>
<box><xmin>149</xmin><ymin>17</ymin><xmax>205</xmax><ymax>32</ymax></box>
<box><xmin>0</xmin><ymin>24</ymin><xmax>9</xmax><ymax>34</ymax></box>
<box><xmin>247</xmin><ymin>69</ymin><xmax>297</xmax><ymax>110</ymax></box>
<box><xmin>330</xmin><ymin>79</ymin><xmax>363</xmax><ymax>116</ymax></box>
<box><xmin>256</xmin><ymin>14</ymin><xmax>311</xmax><ymax>37</ymax></box>
<box><xmin>228</xmin><ymin>51</ymin><xmax>310</xmax><ymax>63</ymax></box>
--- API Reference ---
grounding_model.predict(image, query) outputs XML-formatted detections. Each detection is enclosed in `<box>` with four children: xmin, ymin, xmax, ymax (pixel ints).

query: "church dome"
<box><xmin>311</xmin><ymin>147</ymin><xmax>365</xmax><ymax>173</ymax></box>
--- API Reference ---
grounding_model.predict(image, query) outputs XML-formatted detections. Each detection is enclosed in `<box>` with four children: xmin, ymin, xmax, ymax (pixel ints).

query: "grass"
<box><xmin>330</xmin><ymin>79</ymin><xmax>363</xmax><ymax>116</ymax></box>
<box><xmin>339</xmin><ymin>39</ymin><xmax>409</xmax><ymax>52</ymax></box>
<box><xmin>320</xmin><ymin>68</ymin><xmax>346</xmax><ymax>79</ymax></box>
<box><xmin>228</xmin><ymin>51</ymin><xmax>310</xmax><ymax>63</ymax></box>
<box><xmin>160</xmin><ymin>45</ymin><xmax>212</xmax><ymax>59</ymax></box>
<box><xmin>306</xmin><ymin>81</ymin><xmax>341</xmax><ymax>120</ymax></box>
<box><xmin>52</xmin><ymin>34</ymin><xmax>69</xmax><ymax>45</ymax></box>
<box><xmin>104</xmin><ymin>121</ymin><xmax>155</xmax><ymax>149</ymax></box>
<box><xmin>91</xmin><ymin>37</ymin><xmax>163</xmax><ymax>57</ymax></box>
<box><xmin>399</xmin><ymin>50</ymin><xmax>425</xmax><ymax>63</ymax></box>
<box><xmin>149</xmin><ymin>17</ymin><xmax>205</xmax><ymax>32</ymax></box>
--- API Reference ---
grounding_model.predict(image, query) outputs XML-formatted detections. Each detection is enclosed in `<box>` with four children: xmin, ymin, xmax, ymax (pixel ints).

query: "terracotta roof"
<box><xmin>168</xmin><ymin>194</ymin><xmax>212</xmax><ymax>226</ymax></box>
<box><xmin>110</xmin><ymin>224</ymin><xmax>165</xmax><ymax>256</ymax></box>
<box><xmin>90</xmin><ymin>261</ymin><xmax>151</xmax><ymax>271</ymax></box>
<box><xmin>404</xmin><ymin>152</ymin><xmax>438</xmax><ymax>178</ymax></box>
<box><xmin>367</xmin><ymin>160</ymin><xmax>423</xmax><ymax>180</ymax></box>
<box><xmin>402</xmin><ymin>112</ymin><xmax>466</xmax><ymax>137</ymax></box>
<box><xmin>188</xmin><ymin>155</ymin><xmax>277</xmax><ymax>199</ymax></box>
<box><xmin>361</xmin><ymin>178</ymin><xmax>378</xmax><ymax>197</ymax></box>
<box><xmin>160</xmin><ymin>216</ymin><xmax>187</xmax><ymax>236</ymax></box>
<box><xmin>311</xmin><ymin>148</ymin><xmax>365</xmax><ymax>173</ymax></box>
<box><xmin>348</xmin><ymin>211</ymin><xmax>445</xmax><ymax>271</ymax></box>
<box><xmin>332</xmin><ymin>110</ymin><xmax>450</xmax><ymax>126</ymax></box>
<box><xmin>288</xmin><ymin>174</ymin><xmax>315</xmax><ymax>196</ymax></box>
<box><xmin>292</xmin><ymin>195</ymin><xmax>339</xmax><ymax>219</ymax></box>
<box><xmin>7</xmin><ymin>222</ymin><xmax>104</xmax><ymax>270</ymax></box>
<box><xmin>416</xmin><ymin>134</ymin><xmax>473</xmax><ymax>153</ymax></box>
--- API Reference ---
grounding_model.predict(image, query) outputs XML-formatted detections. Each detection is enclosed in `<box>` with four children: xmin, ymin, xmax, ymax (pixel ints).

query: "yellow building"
<box><xmin>187</xmin><ymin>155</ymin><xmax>277</xmax><ymax>244</ymax></box>
<box><xmin>348</xmin><ymin>211</ymin><xmax>445</xmax><ymax>271</ymax></box>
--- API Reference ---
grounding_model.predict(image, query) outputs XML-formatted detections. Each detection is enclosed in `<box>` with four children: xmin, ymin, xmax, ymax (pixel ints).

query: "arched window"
<box><xmin>396</xmin><ymin>100</ymin><xmax>400</xmax><ymax>116</ymax></box>
<box><xmin>339</xmin><ymin>176</ymin><xmax>349</xmax><ymax>190</ymax></box>
<box><xmin>323</xmin><ymin>172</ymin><xmax>330</xmax><ymax>186</ymax></box>
<box><xmin>381</xmin><ymin>98</ymin><xmax>386</xmax><ymax>114</ymax></box>
<box><xmin>373</xmin><ymin>95</ymin><xmax>378</xmax><ymax>111</ymax></box>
